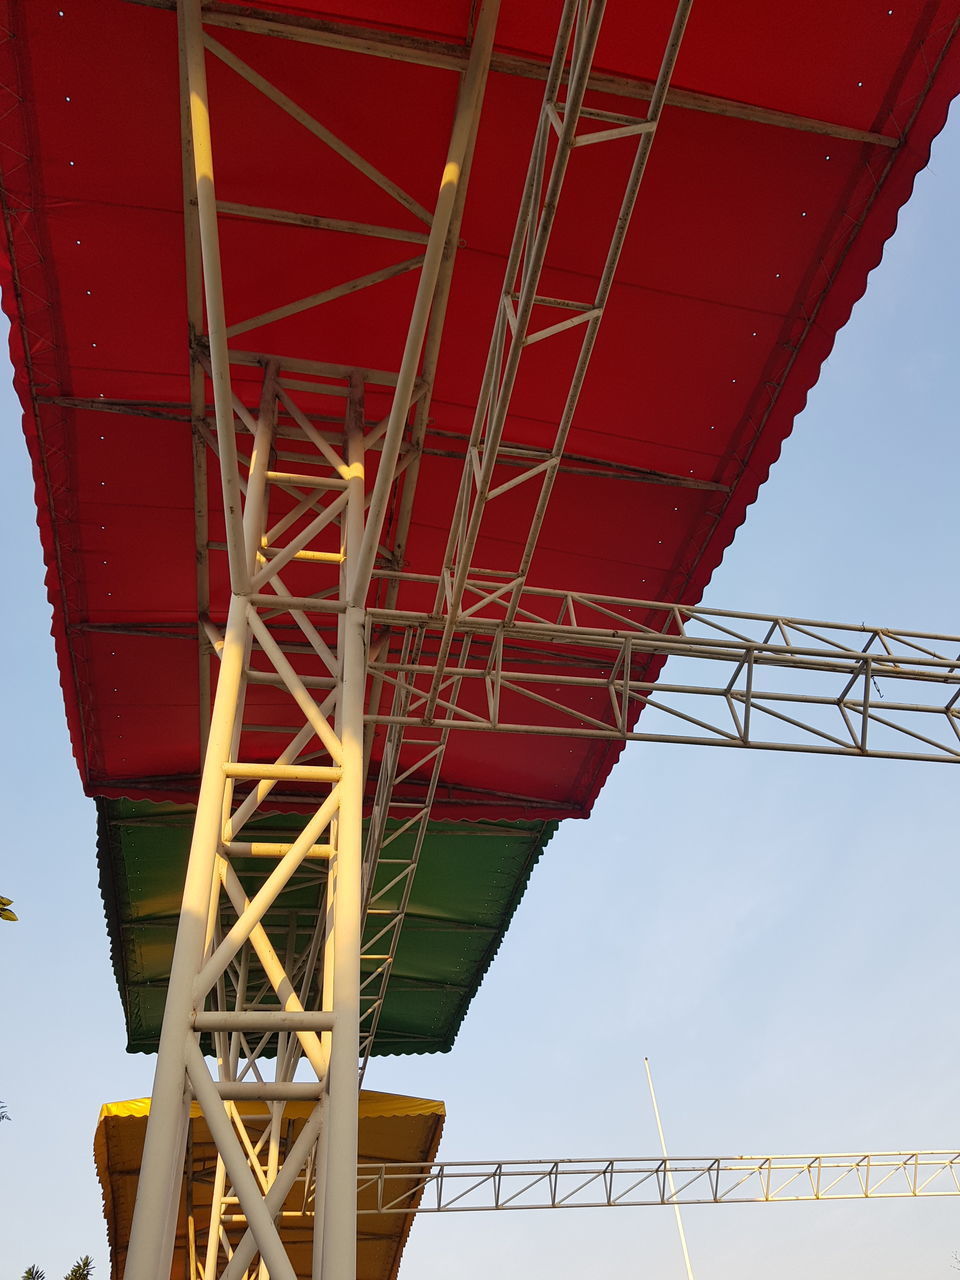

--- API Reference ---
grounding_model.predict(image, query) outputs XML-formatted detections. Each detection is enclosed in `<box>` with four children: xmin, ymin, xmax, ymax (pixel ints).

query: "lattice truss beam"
<box><xmin>357</xmin><ymin>1150</ymin><xmax>960</xmax><ymax>1212</ymax></box>
<box><xmin>109</xmin><ymin>1</ymin><xmax>953</xmax><ymax>1278</ymax></box>
<box><xmin>127</xmin><ymin>0</ymin><xmax>506</xmax><ymax>1275</ymax></box>
<box><xmin>169</xmin><ymin>1136</ymin><xmax>960</xmax><ymax>1280</ymax></box>
<box><xmin>366</xmin><ymin>588</ymin><xmax>960</xmax><ymax>759</ymax></box>
<box><xmin>179</xmin><ymin>1138</ymin><xmax>960</xmax><ymax>1226</ymax></box>
<box><xmin>126</xmin><ymin>5</ymin><xmax>708</xmax><ymax>1277</ymax></box>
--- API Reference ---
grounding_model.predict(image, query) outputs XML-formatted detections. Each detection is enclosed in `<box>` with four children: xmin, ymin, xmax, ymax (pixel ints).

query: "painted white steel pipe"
<box><xmin>223</xmin><ymin>840</ymin><xmax>332</xmax><ymax>859</ymax></box>
<box><xmin>321</xmin><ymin>606</ymin><xmax>365</xmax><ymax>1280</ymax></box>
<box><xmin>224</xmin><ymin>762</ymin><xmax>342</xmax><ymax>782</ymax></box>
<box><xmin>242</xmin><ymin>363</ymin><xmax>278</xmax><ymax>579</ymax></box>
<box><xmin>312</xmin><ymin>1095</ymin><xmax>331</xmax><ymax>1280</ymax></box>
<box><xmin>193</xmin><ymin>1011</ymin><xmax>336</xmax><ymax>1032</ymax></box>
<box><xmin>204</xmin><ymin>1153</ymin><xmax>229</xmax><ymax>1280</ymax></box>
<box><xmin>124</xmin><ymin>591</ymin><xmax>249</xmax><ymax>1280</ymax></box>
<box><xmin>213</xmin><ymin>1083</ymin><xmax>325</xmax><ymax>1100</ymax></box>
<box><xmin>317</xmin><ymin>403</ymin><xmax>365</xmax><ymax>1278</ymax></box>
<box><xmin>249</xmin><ymin>592</ymin><xmax>345</xmax><ymax>614</ymax></box>
<box><xmin>184</xmin><ymin>1038</ymin><xmax>298</xmax><ymax>1280</ymax></box>
<box><xmin>645</xmin><ymin>1057</ymin><xmax>696</xmax><ymax>1280</ymax></box>
<box><xmin>351</xmin><ymin>0</ymin><xmax>500</xmax><ymax>606</ymax></box>
<box><xmin>180</xmin><ymin>0</ymin><xmax>248</xmax><ymax>594</ymax></box>
<box><xmin>156</xmin><ymin>1097</ymin><xmax>192</xmax><ymax>1280</ymax></box>
<box><xmin>265</xmin><ymin>1101</ymin><xmax>284</xmax><ymax>1280</ymax></box>
<box><xmin>218</xmin><ymin>1097</ymin><xmax>329</xmax><ymax>1280</ymax></box>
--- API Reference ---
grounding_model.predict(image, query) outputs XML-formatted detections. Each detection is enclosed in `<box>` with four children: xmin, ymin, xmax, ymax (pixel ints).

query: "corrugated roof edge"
<box><xmin>370</xmin><ymin>817</ymin><xmax>560</xmax><ymax>1058</ymax></box>
<box><xmin>94</xmin><ymin>1091</ymin><xmax>445</xmax><ymax>1280</ymax></box>
<box><xmin>96</xmin><ymin>798</ymin><xmax>141</xmax><ymax>1044</ymax></box>
<box><xmin>572</xmin><ymin>13</ymin><xmax>960</xmax><ymax>820</ymax></box>
<box><xmin>685</xmin><ymin>14</ymin><xmax>960</xmax><ymax>608</ymax></box>
<box><xmin>95</xmin><ymin>797</ymin><xmax>560</xmax><ymax>1057</ymax></box>
<box><xmin>0</xmin><ymin>2</ymin><xmax>95</xmax><ymax>794</ymax></box>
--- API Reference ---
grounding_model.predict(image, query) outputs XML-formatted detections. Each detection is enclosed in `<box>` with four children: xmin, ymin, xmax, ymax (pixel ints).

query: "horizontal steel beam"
<box><xmin>126</xmin><ymin>0</ymin><xmax>899</xmax><ymax>149</ymax></box>
<box><xmin>43</xmin><ymin>396</ymin><xmax>720</xmax><ymax>493</ymax></box>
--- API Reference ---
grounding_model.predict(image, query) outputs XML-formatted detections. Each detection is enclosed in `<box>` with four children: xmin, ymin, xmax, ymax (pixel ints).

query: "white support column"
<box><xmin>322</xmin><ymin>415</ymin><xmax>365</xmax><ymax>1280</ymax></box>
<box><xmin>321</xmin><ymin>603</ymin><xmax>364</xmax><ymax>1280</ymax></box>
<box><xmin>125</xmin><ymin>592</ymin><xmax>250</xmax><ymax>1280</ymax></box>
<box><xmin>179</xmin><ymin>0</ymin><xmax>247</xmax><ymax>591</ymax></box>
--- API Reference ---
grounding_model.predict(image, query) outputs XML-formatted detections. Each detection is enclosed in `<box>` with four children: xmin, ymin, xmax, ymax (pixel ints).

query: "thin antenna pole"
<box><xmin>644</xmin><ymin>1057</ymin><xmax>697</xmax><ymax>1280</ymax></box>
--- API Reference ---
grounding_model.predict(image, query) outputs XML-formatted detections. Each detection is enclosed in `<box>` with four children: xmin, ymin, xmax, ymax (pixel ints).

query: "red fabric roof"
<box><xmin>2</xmin><ymin>0</ymin><xmax>958</xmax><ymax>818</ymax></box>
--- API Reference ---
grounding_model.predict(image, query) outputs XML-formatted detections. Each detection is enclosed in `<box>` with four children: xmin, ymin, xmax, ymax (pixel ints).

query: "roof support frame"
<box><xmin>43</xmin><ymin>393</ymin><xmax>731</xmax><ymax>493</ymax></box>
<box><xmin>126</xmin><ymin>0</ymin><xmax>900</xmax><ymax>149</ymax></box>
<box><xmin>339</xmin><ymin>0</ymin><xmax>697</xmax><ymax>1030</ymax></box>
<box><xmin>425</xmin><ymin>0</ymin><xmax>694</xmax><ymax>718</ymax></box>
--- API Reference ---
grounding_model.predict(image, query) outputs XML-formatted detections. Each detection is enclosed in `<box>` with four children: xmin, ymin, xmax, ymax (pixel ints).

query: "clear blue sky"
<box><xmin>2</xmin><ymin>105</ymin><xmax>959</xmax><ymax>1279</ymax></box>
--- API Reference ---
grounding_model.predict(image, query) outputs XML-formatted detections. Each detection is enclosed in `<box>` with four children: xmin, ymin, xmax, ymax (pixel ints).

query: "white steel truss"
<box><xmin>165</xmin><ymin>1138</ymin><xmax>960</xmax><ymax>1278</ymax></box>
<box><xmin>359</xmin><ymin>0</ymin><xmax>696</xmax><ymax>1068</ymax></box>
<box><xmin>180</xmin><ymin>1139</ymin><xmax>960</xmax><ymax>1224</ymax></box>
<box><xmin>365</xmin><ymin>588</ymin><xmax>960</xmax><ymax>762</ymax></box>
<box><xmin>425</xmin><ymin>0</ymin><xmax>694</xmax><ymax>711</ymax></box>
<box><xmin>169</xmin><ymin>1134</ymin><xmax>960</xmax><ymax>1277</ymax></box>
<box><xmin>75</xmin><ymin>589</ymin><xmax>960</xmax><ymax>767</ymax></box>
<box><xmin>125</xmin><ymin>0</ymin><xmax>500</xmax><ymax>1276</ymax></box>
<box><xmin>112</xmin><ymin>0</ymin><xmax>955</xmax><ymax>1277</ymax></box>
<box><xmin>357</xmin><ymin>1149</ymin><xmax>960</xmax><ymax>1213</ymax></box>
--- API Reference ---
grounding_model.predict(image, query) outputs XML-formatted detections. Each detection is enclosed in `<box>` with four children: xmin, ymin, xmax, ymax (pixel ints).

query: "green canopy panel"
<box><xmin>97</xmin><ymin>799</ymin><xmax>557</xmax><ymax>1056</ymax></box>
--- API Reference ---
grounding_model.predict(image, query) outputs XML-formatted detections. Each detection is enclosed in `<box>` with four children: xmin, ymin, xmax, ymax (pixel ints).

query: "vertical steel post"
<box><xmin>156</xmin><ymin>1098</ymin><xmax>192</xmax><ymax>1280</ymax></box>
<box><xmin>352</xmin><ymin>0</ymin><xmax>501</xmax><ymax>605</ymax></box>
<box><xmin>204</xmin><ymin>1151</ymin><xmax>230</xmax><ymax>1280</ymax></box>
<box><xmin>322</xmin><ymin>420</ymin><xmax>365</xmax><ymax>1280</ymax></box>
<box><xmin>180</xmin><ymin>0</ymin><xmax>247</xmax><ymax>591</ymax></box>
<box><xmin>125</xmin><ymin>591</ymin><xmax>249</xmax><ymax>1280</ymax></box>
<box><xmin>126</xmin><ymin>6</ymin><xmax>254</xmax><ymax>1274</ymax></box>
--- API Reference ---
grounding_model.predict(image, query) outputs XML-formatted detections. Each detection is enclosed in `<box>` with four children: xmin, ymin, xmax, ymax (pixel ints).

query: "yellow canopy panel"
<box><xmin>94</xmin><ymin>1091</ymin><xmax>445</xmax><ymax>1280</ymax></box>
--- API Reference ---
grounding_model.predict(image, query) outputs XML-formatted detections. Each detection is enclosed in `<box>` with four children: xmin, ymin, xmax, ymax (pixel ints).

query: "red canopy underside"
<box><xmin>3</xmin><ymin>0</ymin><xmax>958</xmax><ymax>819</ymax></box>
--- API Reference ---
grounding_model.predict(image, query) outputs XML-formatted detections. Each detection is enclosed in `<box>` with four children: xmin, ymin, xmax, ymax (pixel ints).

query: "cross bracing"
<box><xmin>360</xmin><ymin>1150</ymin><xmax>960</xmax><ymax>1212</ymax></box>
<box><xmin>365</xmin><ymin>595</ymin><xmax>960</xmax><ymax>761</ymax></box>
<box><xmin>98</xmin><ymin>1103</ymin><xmax>960</xmax><ymax>1272</ymax></box>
